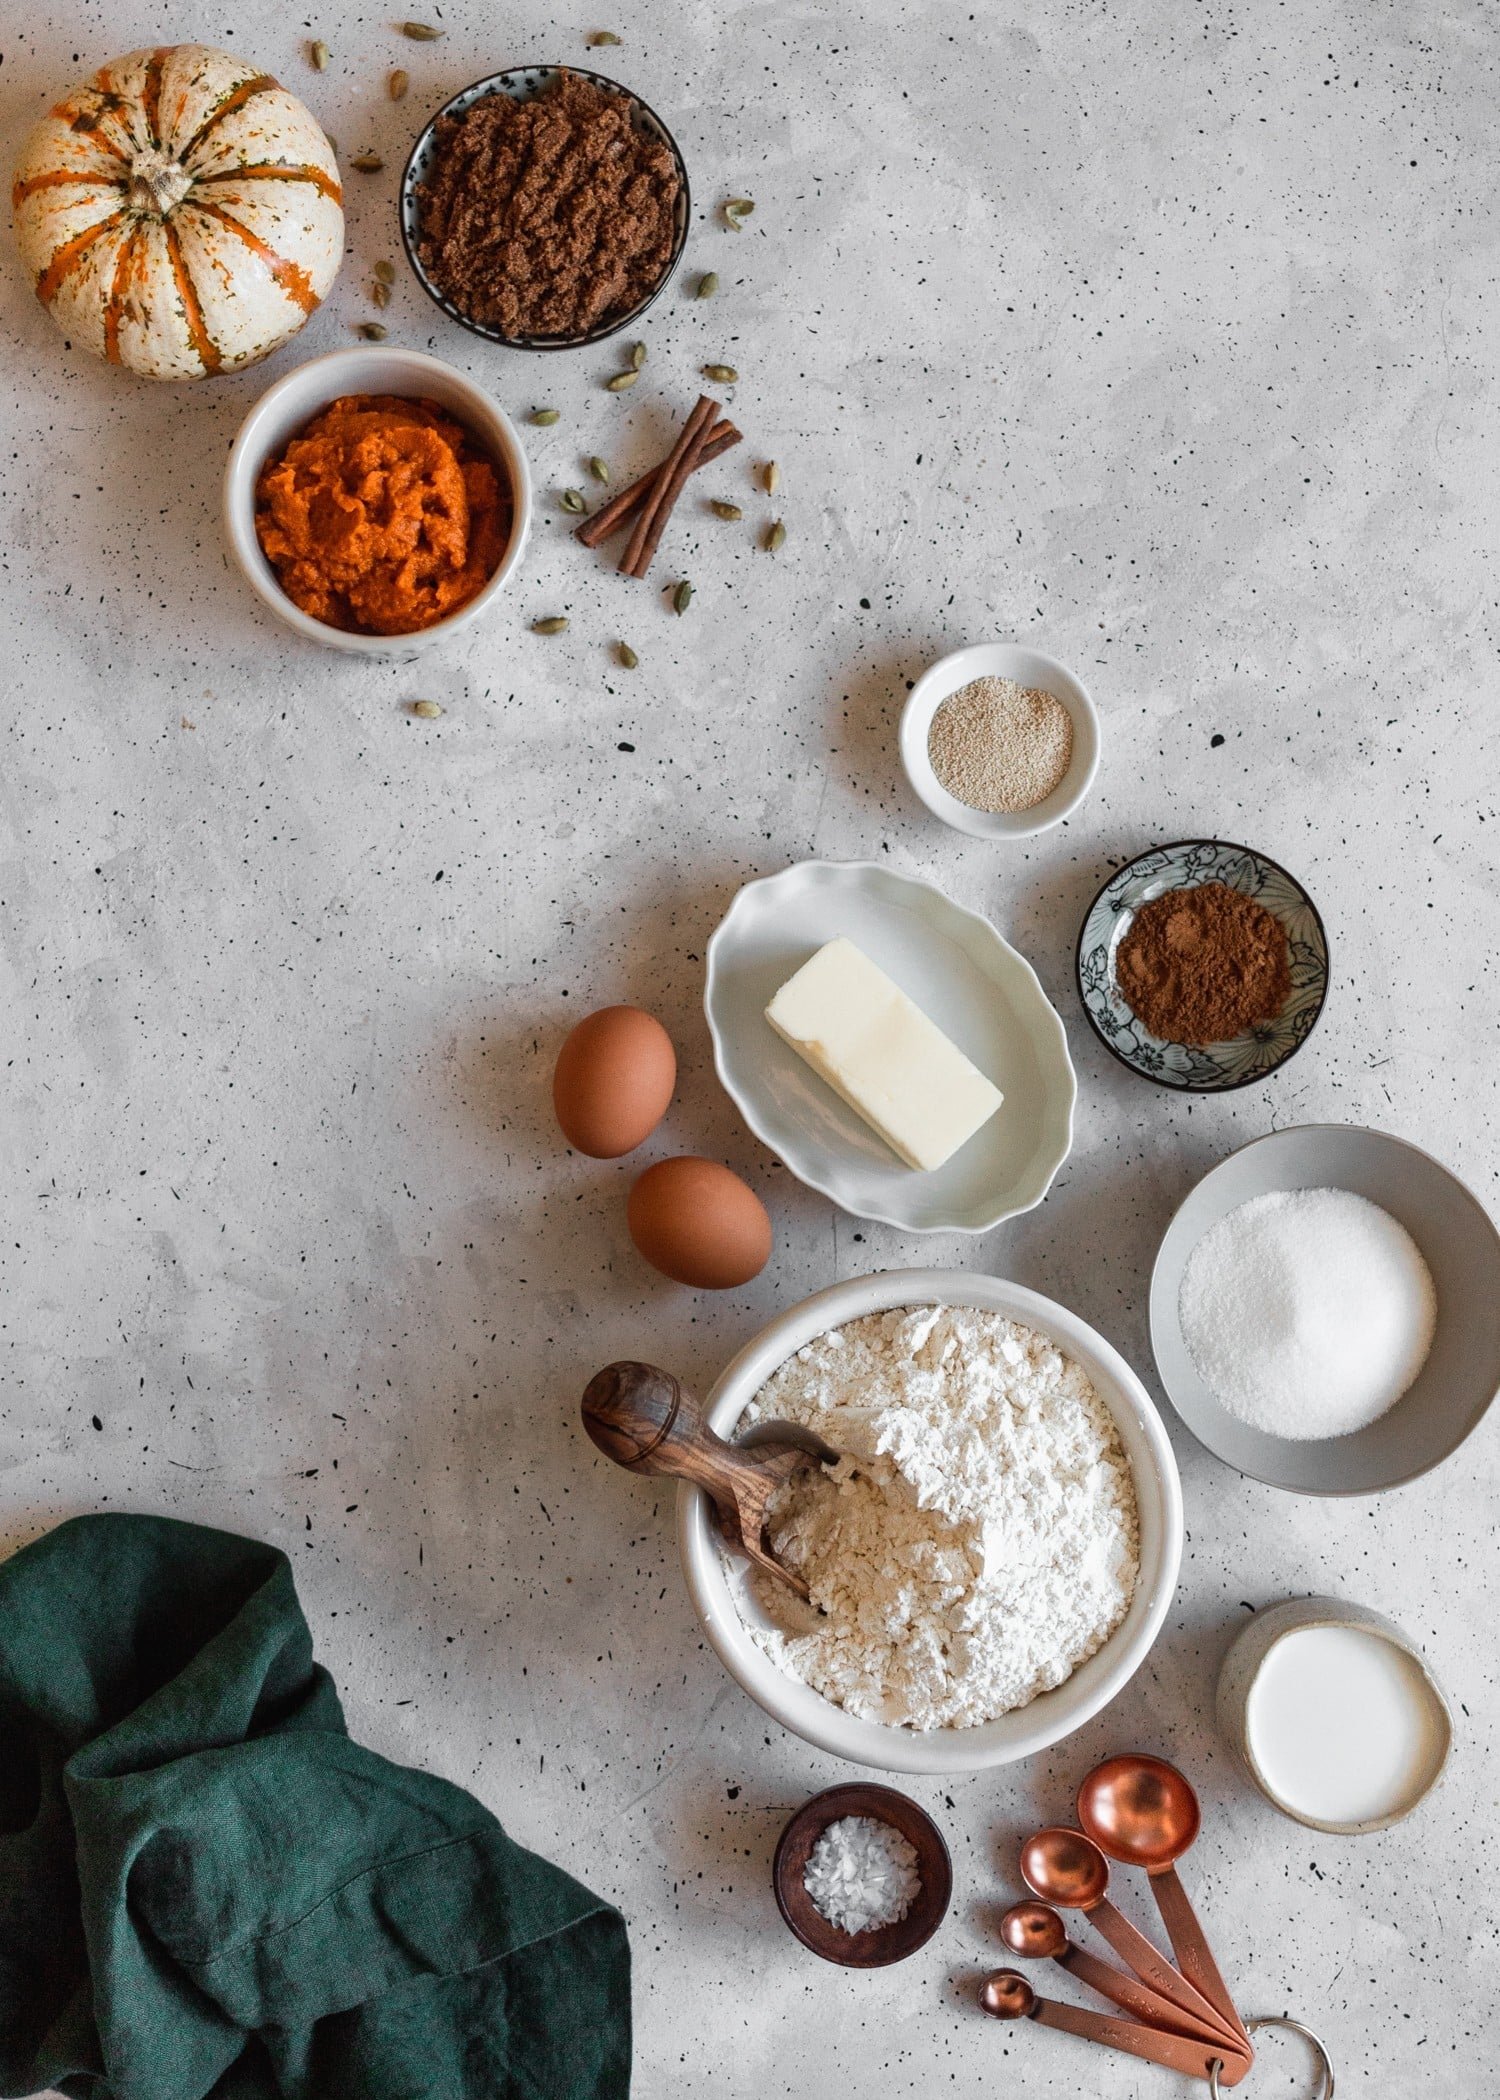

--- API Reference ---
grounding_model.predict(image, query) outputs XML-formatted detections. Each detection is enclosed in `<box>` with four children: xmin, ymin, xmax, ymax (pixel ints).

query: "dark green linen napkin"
<box><xmin>0</xmin><ymin>1513</ymin><xmax>630</xmax><ymax>2100</ymax></box>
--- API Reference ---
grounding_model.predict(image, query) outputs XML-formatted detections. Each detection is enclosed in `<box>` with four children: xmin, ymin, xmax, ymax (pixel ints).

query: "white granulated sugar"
<box><xmin>736</xmin><ymin>1305</ymin><xmax>1139</xmax><ymax>1732</ymax></box>
<box><xmin>1179</xmin><ymin>1187</ymin><xmax>1437</xmax><ymax>1440</ymax></box>
<box><xmin>803</xmin><ymin>1815</ymin><xmax>921</xmax><ymax>1934</ymax></box>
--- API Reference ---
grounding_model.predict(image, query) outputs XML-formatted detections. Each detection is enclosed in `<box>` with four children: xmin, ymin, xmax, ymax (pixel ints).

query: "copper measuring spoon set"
<box><xmin>981</xmin><ymin>1755</ymin><xmax>1258</xmax><ymax>2088</ymax></box>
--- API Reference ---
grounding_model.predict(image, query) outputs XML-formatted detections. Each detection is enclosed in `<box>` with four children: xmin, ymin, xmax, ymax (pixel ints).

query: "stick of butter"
<box><xmin>765</xmin><ymin>937</ymin><xmax>1003</xmax><ymax>1171</ymax></box>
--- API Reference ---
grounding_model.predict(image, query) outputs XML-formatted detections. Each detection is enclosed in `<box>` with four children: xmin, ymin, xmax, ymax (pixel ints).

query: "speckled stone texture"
<box><xmin>1</xmin><ymin>5</ymin><xmax>1495</xmax><ymax>2095</ymax></box>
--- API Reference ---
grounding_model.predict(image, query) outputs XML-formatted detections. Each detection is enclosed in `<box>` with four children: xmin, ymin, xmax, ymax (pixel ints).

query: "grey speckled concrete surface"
<box><xmin>1</xmin><ymin>3</ymin><xmax>1496</xmax><ymax>2094</ymax></box>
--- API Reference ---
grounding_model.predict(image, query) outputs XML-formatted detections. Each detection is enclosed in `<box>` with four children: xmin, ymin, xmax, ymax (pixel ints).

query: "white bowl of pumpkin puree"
<box><xmin>224</xmin><ymin>346</ymin><xmax>531</xmax><ymax>655</ymax></box>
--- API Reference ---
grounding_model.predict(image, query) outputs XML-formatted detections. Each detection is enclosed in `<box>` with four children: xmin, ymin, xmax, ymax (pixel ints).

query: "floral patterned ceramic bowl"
<box><xmin>1075</xmin><ymin>840</ymin><xmax>1329</xmax><ymax>1091</ymax></box>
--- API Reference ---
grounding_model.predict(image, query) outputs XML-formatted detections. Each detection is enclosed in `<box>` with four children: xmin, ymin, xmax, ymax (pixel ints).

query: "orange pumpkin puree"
<box><xmin>254</xmin><ymin>394</ymin><xmax>510</xmax><ymax>635</ymax></box>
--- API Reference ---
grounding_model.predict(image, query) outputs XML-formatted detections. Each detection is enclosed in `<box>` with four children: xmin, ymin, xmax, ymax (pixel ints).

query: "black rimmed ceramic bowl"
<box><xmin>773</xmin><ymin>1784</ymin><xmax>952</xmax><ymax>1967</ymax></box>
<box><xmin>398</xmin><ymin>65</ymin><xmax>690</xmax><ymax>349</ymax></box>
<box><xmin>1075</xmin><ymin>839</ymin><xmax>1329</xmax><ymax>1091</ymax></box>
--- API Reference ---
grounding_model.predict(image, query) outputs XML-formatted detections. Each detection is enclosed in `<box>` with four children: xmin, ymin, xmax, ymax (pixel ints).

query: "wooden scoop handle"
<box><xmin>581</xmin><ymin>1362</ymin><xmax>810</xmax><ymax>1599</ymax></box>
<box><xmin>1029</xmin><ymin>1993</ymin><xmax>1249</xmax><ymax>2084</ymax></box>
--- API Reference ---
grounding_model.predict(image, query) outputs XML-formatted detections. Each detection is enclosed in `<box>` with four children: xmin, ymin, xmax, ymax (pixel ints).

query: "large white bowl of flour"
<box><xmin>677</xmin><ymin>1270</ymin><xmax>1183</xmax><ymax>1774</ymax></box>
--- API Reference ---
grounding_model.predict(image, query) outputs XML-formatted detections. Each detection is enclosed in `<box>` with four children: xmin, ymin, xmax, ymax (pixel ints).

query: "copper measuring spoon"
<box><xmin>1020</xmin><ymin>1828</ymin><xmax>1242</xmax><ymax>2048</ymax></box>
<box><xmin>999</xmin><ymin>1902</ymin><xmax>1250</xmax><ymax>2064</ymax></box>
<box><xmin>1077</xmin><ymin>1754</ymin><xmax>1250</xmax><ymax>2049</ymax></box>
<box><xmin>980</xmin><ymin>1971</ymin><xmax>1249</xmax><ymax>2085</ymax></box>
<box><xmin>581</xmin><ymin>1361</ymin><xmax>839</xmax><ymax>1602</ymax></box>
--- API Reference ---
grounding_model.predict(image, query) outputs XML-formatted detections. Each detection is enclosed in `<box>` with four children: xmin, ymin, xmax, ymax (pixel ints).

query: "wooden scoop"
<box><xmin>580</xmin><ymin>1361</ymin><xmax>838</xmax><ymax>1602</ymax></box>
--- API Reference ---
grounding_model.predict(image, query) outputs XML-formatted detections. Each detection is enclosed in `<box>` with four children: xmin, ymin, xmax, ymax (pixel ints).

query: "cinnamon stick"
<box><xmin>621</xmin><ymin>394</ymin><xmax>717</xmax><ymax>579</ymax></box>
<box><xmin>575</xmin><ymin>422</ymin><xmax>740</xmax><ymax>549</ymax></box>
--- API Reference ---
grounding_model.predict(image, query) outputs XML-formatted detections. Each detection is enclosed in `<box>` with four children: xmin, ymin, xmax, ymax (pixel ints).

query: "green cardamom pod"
<box><xmin>533</xmin><ymin>616</ymin><xmax>569</xmax><ymax>635</ymax></box>
<box><xmin>605</xmin><ymin>370</ymin><xmax>639</xmax><ymax>392</ymax></box>
<box><xmin>672</xmin><ymin>580</ymin><xmax>694</xmax><ymax>615</ymax></box>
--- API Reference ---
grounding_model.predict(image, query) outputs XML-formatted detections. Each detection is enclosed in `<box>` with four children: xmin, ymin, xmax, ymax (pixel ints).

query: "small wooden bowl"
<box><xmin>772</xmin><ymin>1783</ymin><xmax>952</xmax><ymax>1967</ymax></box>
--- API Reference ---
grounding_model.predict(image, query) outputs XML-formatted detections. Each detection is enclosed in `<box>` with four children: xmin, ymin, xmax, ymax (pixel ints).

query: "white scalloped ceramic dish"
<box><xmin>678</xmin><ymin>1269</ymin><xmax>1183</xmax><ymax>1773</ymax></box>
<box><xmin>704</xmin><ymin>861</ymin><xmax>1076</xmax><ymax>1232</ymax></box>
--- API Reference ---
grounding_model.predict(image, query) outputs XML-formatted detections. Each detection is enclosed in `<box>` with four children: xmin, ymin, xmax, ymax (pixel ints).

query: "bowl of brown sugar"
<box><xmin>899</xmin><ymin>642</ymin><xmax>1101</xmax><ymax>838</ymax></box>
<box><xmin>400</xmin><ymin>66</ymin><xmax>689</xmax><ymax>349</ymax></box>
<box><xmin>1075</xmin><ymin>840</ymin><xmax>1330</xmax><ymax>1091</ymax></box>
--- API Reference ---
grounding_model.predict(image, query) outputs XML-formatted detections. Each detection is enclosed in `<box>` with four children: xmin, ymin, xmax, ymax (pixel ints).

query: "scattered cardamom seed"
<box><xmin>401</xmin><ymin>21</ymin><xmax>444</xmax><ymax>39</ymax></box>
<box><xmin>373</xmin><ymin>259</ymin><xmax>396</xmax><ymax>284</ymax></box>
<box><xmin>709</xmin><ymin>499</ymin><xmax>743</xmax><ymax>520</ymax></box>
<box><xmin>672</xmin><ymin>580</ymin><xmax>694</xmax><ymax>615</ymax></box>
<box><xmin>559</xmin><ymin>488</ymin><xmax>586</xmax><ymax>514</ymax></box>
<box><xmin>605</xmin><ymin>370</ymin><xmax>639</xmax><ymax>391</ymax></box>
<box><xmin>410</xmin><ymin>699</ymin><xmax>443</xmax><ymax>719</ymax></box>
<box><xmin>763</xmin><ymin>460</ymin><xmax>780</xmax><ymax>495</ymax></box>
<box><xmin>309</xmin><ymin>39</ymin><xmax>330</xmax><ymax>70</ymax></box>
<box><xmin>696</xmin><ymin>271</ymin><xmax>719</xmax><ymax>298</ymax></box>
<box><xmin>371</xmin><ymin>279</ymin><xmax>391</xmax><ymax>308</ymax></box>
<box><xmin>388</xmin><ymin>68</ymin><xmax>409</xmax><ymax>99</ymax></box>
<box><xmin>630</xmin><ymin>341</ymin><xmax>647</xmax><ymax>370</ymax></box>
<box><xmin>530</xmin><ymin>407</ymin><xmax>561</xmax><ymax>426</ymax></box>
<box><xmin>763</xmin><ymin>519</ymin><xmax>786</xmax><ymax>553</ymax></box>
<box><xmin>703</xmin><ymin>363</ymin><xmax>738</xmax><ymax>383</ymax></box>
<box><xmin>588</xmin><ymin>456</ymin><xmax>611</xmax><ymax>483</ymax></box>
<box><xmin>350</xmin><ymin>152</ymin><xmax>384</xmax><ymax>172</ymax></box>
<box><xmin>617</xmin><ymin>642</ymin><xmax>638</xmax><ymax>669</ymax></box>
<box><xmin>723</xmin><ymin>197</ymin><xmax>755</xmax><ymax>228</ymax></box>
<box><xmin>533</xmin><ymin>616</ymin><xmax>569</xmax><ymax>634</ymax></box>
<box><xmin>588</xmin><ymin>29</ymin><xmax>623</xmax><ymax>44</ymax></box>
<box><xmin>355</xmin><ymin>321</ymin><xmax>388</xmax><ymax>339</ymax></box>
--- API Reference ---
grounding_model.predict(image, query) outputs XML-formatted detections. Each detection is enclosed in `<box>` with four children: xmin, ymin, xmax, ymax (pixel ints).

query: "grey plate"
<box><xmin>398</xmin><ymin>66</ymin><xmax>690</xmax><ymax>350</ymax></box>
<box><xmin>1150</xmin><ymin>1124</ymin><xmax>1500</xmax><ymax>1493</ymax></box>
<box><xmin>1076</xmin><ymin>839</ymin><xmax>1329</xmax><ymax>1090</ymax></box>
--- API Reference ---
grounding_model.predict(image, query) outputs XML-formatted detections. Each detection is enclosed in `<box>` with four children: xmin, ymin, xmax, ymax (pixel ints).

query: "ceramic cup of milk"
<box><xmin>1218</xmin><ymin>1597</ymin><xmax>1452</xmax><ymax>1834</ymax></box>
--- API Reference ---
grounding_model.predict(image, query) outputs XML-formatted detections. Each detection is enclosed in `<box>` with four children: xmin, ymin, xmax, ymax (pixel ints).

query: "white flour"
<box><xmin>737</xmin><ymin>1305</ymin><xmax>1139</xmax><ymax>1731</ymax></box>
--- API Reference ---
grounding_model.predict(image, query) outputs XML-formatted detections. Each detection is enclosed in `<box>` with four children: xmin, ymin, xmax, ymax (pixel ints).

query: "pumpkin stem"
<box><xmin>126</xmin><ymin>149</ymin><xmax>194</xmax><ymax>217</ymax></box>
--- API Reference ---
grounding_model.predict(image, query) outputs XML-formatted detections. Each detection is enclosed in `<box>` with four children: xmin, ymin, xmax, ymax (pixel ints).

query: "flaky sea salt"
<box><xmin>803</xmin><ymin>1816</ymin><xmax>921</xmax><ymax>1934</ymax></box>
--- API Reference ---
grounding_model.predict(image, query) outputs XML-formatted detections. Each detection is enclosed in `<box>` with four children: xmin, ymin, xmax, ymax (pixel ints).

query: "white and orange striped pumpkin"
<box><xmin>12</xmin><ymin>45</ymin><xmax>343</xmax><ymax>381</ymax></box>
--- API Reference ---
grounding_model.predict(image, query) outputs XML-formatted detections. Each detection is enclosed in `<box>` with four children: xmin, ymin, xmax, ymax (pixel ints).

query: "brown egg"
<box><xmin>627</xmin><ymin>1157</ymin><xmax>773</xmax><ymax>1289</ymax></box>
<box><xmin>553</xmin><ymin>1006</ymin><xmax>676</xmax><ymax>1158</ymax></box>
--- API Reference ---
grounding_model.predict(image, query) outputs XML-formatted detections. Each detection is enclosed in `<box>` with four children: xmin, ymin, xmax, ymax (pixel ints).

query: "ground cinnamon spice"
<box><xmin>415</xmin><ymin>72</ymin><xmax>681</xmax><ymax>340</ymax></box>
<box><xmin>1115</xmin><ymin>881</ymin><xmax>1292</xmax><ymax>1044</ymax></box>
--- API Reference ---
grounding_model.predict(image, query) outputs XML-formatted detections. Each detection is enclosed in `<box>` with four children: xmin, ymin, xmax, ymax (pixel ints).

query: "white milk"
<box><xmin>1246</xmin><ymin>1623</ymin><xmax>1447</xmax><ymax>1826</ymax></box>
